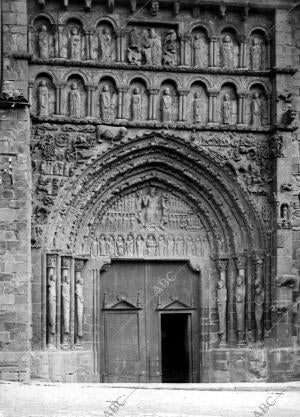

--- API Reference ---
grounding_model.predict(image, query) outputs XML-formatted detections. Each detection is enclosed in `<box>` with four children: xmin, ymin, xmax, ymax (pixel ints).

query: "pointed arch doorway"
<box><xmin>95</xmin><ymin>259</ymin><xmax>200</xmax><ymax>383</ymax></box>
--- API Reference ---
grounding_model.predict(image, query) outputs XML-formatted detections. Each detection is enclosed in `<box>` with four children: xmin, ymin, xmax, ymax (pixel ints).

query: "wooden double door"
<box><xmin>99</xmin><ymin>261</ymin><xmax>200</xmax><ymax>382</ymax></box>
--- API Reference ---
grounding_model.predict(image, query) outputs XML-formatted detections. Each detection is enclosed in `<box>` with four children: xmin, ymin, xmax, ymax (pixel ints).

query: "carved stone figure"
<box><xmin>186</xmin><ymin>236</ymin><xmax>194</xmax><ymax>256</ymax></box>
<box><xmin>69</xmin><ymin>83</ymin><xmax>81</xmax><ymax>117</ymax></box>
<box><xmin>48</xmin><ymin>270</ymin><xmax>56</xmax><ymax>342</ymax></box>
<box><xmin>142</xmin><ymin>29</ymin><xmax>152</xmax><ymax>65</ymax></box>
<box><xmin>163</xmin><ymin>29</ymin><xmax>177</xmax><ymax>66</ymax></box>
<box><xmin>143</xmin><ymin>187</ymin><xmax>159</xmax><ymax>224</ymax></box>
<box><xmin>38</xmin><ymin>25</ymin><xmax>49</xmax><ymax>59</ymax></box>
<box><xmin>38</xmin><ymin>80</ymin><xmax>49</xmax><ymax>117</ymax></box>
<box><xmin>161</xmin><ymin>193</ymin><xmax>170</xmax><ymax>226</ymax></box>
<box><xmin>131</xmin><ymin>87</ymin><xmax>142</xmax><ymax>121</ymax></box>
<box><xmin>100</xmin><ymin>85</ymin><xmax>113</xmax><ymax>122</ymax></box>
<box><xmin>150</xmin><ymin>28</ymin><xmax>162</xmax><ymax>66</ymax></box>
<box><xmin>99</xmin><ymin>234</ymin><xmax>107</xmax><ymax>256</ymax></box>
<box><xmin>255</xmin><ymin>287</ymin><xmax>265</xmax><ymax>341</ymax></box>
<box><xmin>221</xmin><ymin>35</ymin><xmax>234</xmax><ymax>68</ymax></box>
<box><xmin>62</xmin><ymin>271</ymin><xmax>70</xmax><ymax>340</ymax></box>
<box><xmin>136</xmin><ymin>235</ymin><xmax>145</xmax><ymax>257</ymax></box>
<box><xmin>161</xmin><ymin>88</ymin><xmax>172</xmax><ymax>122</ymax></box>
<box><xmin>126</xmin><ymin>234</ymin><xmax>134</xmax><ymax>257</ymax></box>
<box><xmin>146</xmin><ymin>235</ymin><xmax>157</xmax><ymax>256</ymax></box>
<box><xmin>116</xmin><ymin>235</ymin><xmax>125</xmax><ymax>256</ymax></box>
<box><xmin>250</xmin><ymin>37</ymin><xmax>262</xmax><ymax>70</ymax></box>
<box><xmin>222</xmin><ymin>94</ymin><xmax>232</xmax><ymax>124</ymax></box>
<box><xmin>235</xmin><ymin>275</ymin><xmax>246</xmax><ymax>344</ymax></box>
<box><xmin>158</xmin><ymin>235</ymin><xmax>166</xmax><ymax>256</ymax></box>
<box><xmin>217</xmin><ymin>279</ymin><xmax>227</xmax><ymax>344</ymax></box>
<box><xmin>60</xmin><ymin>30</ymin><xmax>68</xmax><ymax>59</ymax></box>
<box><xmin>90</xmin><ymin>237</ymin><xmax>99</xmax><ymax>257</ymax></box>
<box><xmin>195</xmin><ymin>236</ymin><xmax>202</xmax><ymax>256</ymax></box>
<box><xmin>99</xmin><ymin>28</ymin><xmax>113</xmax><ymax>62</ymax></box>
<box><xmin>70</xmin><ymin>27</ymin><xmax>81</xmax><ymax>60</ymax></box>
<box><xmin>107</xmin><ymin>235</ymin><xmax>115</xmax><ymax>256</ymax></box>
<box><xmin>128</xmin><ymin>28</ymin><xmax>142</xmax><ymax>65</ymax></box>
<box><xmin>193</xmin><ymin>92</ymin><xmax>202</xmax><ymax>123</ymax></box>
<box><xmin>75</xmin><ymin>274</ymin><xmax>84</xmax><ymax>338</ymax></box>
<box><xmin>251</xmin><ymin>92</ymin><xmax>262</xmax><ymax>126</ymax></box>
<box><xmin>167</xmin><ymin>235</ymin><xmax>175</xmax><ymax>256</ymax></box>
<box><xmin>193</xmin><ymin>34</ymin><xmax>206</xmax><ymax>67</ymax></box>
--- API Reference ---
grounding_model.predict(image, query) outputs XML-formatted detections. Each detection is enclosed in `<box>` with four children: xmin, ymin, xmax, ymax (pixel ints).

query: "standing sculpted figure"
<box><xmin>75</xmin><ymin>274</ymin><xmax>84</xmax><ymax>339</ymax></box>
<box><xmin>126</xmin><ymin>235</ymin><xmax>134</xmax><ymax>257</ymax></box>
<box><xmin>143</xmin><ymin>187</ymin><xmax>159</xmax><ymax>224</ymax></box>
<box><xmin>163</xmin><ymin>29</ymin><xmax>177</xmax><ymax>66</ymax></box>
<box><xmin>136</xmin><ymin>235</ymin><xmax>145</xmax><ymax>257</ymax></box>
<box><xmin>38</xmin><ymin>25</ymin><xmax>49</xmax><ymax>59</ymax></box>
<box><xmin>255</xmin><ymin>286</ymin><xmax>265</xmax><ymax>342</ymax></box>
<box><xmin>217</xmin><ymin>279</ymin><xmax>227</xmax><ymax>345</ymax></box>
<box><xmin>99</xmin><ymin>28</ymin><xmax>113</xmax><ymax>62</ymax></box>
<box><xmin>221</xmin><ymin>35</ymin><xmax>234</xmax><ymax>68</ymax></box>
<box><xmin>235</xmin><ymin>275</ymin><xmax>246</xmax><ymax>344</ymax></box>
<box><xmin>193</xmin><ymin>92</ymin><xmax>202</xmax><ymax>123</ymax></box>
<box><xmin>128</xmin><ymin>28</ymin><xmax>142</xmax><ymax>65</ymax></box>
<box><xmin>100</xmin><ymin>85</ymin><xmax>113</xmax><ymax>122</ymax></box>
<box><xmin>146</xmin><ymin>235</ymin><xmax>157</xmax><ymax>256</ymax></box>
<box><xmin>116</xmin><ymin>235</ymin><xmax>125</xmax><ymax>256</ymax></box>
<box><xmin>62</xmin><ymin>272</ymin><xmax>70</xmax><ymax>342</ymax></box>
<box><xmin>193</xmin><ymin>34</ymin><xmax>206</xmax><ymax>67</ymax></box>
<box><xmin>69</xmin><ymin>83</ymin><xmax>81</xmax><ymax>117</ymax></box>
<box><xmin>250</xmin><ymin>37</ymin><xmax>262</xmax><ymax>70</ymax></box>
<box><xmin>150</xmin><ymin>28</ymin><xmax>162</xmax><ymax>66</ymax></box>
<box><xmin>161</xmin><ymin>88</ymin><xmax>172</xmax><ymax>122</ymax></box>
<box><xmin>48</xmin><ymin>270</ymin><xmax>56</xmax><ymax>344</ymax></box>
<box><xmin>38</xmin><ymin>80</ymin><xmax>49</xmax><ymax>116</ymax></box>
<box><xmin>142</xmin><ymin>29</ymin><xmax>152</xmax><ymax>65</ymax></box>
<box><xmin>131</xmin><ymin>87</ymin><xmax>142</xmax><ymax>121</ymax></box>
<box><xmin>251</xmin><ymin>92</ymin><xmax>262</xmax><ymax>126</ymax></box>
<box><xmin>222</xmin><ymin>94</ymin><xmax>232</xmax><ymax>124</ymax></box>
<box><xmin>70</xmin><ymin>27</ymin><xmax>81</xmax><ymax>60</ymax></box>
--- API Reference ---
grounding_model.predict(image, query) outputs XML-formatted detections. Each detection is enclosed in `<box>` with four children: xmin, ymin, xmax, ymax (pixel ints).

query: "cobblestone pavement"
<box><xmin>0</xmin><ymin>382</ymin><xmax>300</xmax><ymax>417</ymax></box>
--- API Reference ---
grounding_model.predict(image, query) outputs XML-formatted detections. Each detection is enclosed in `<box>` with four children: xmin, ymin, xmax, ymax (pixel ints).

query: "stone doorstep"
<box><xmin>1</xmin><ymin>381</ymin><xmax>300</xmax><ymax>391</ymax></box>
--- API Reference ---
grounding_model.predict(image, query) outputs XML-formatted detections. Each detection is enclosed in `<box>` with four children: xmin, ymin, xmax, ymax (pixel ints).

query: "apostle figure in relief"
<box><xmin>38</xmin><ymin>25</ymin><xmax>49</xmax><ymax>59</ymax></box>
<box><xmin>235</xmin><ymin>275</ymin><xmax>246</xmax><ymax>344</ymax></box>
<box><xmin>116</xmin><ymin>235</ymin><xmax>125</xmax><ymax>256</ymax></box>
<box><xmin>250</xmin><ymin>37</ymin><xmax>262</xmax><ymax>70</ymax></box>
<box><xmin>163</xmin><ymin>29</ymin><xmax>177</xmax><ymax>66</ymax></box>
<box><xmin>100</xmin><ymin>85</ymin><xmax>113</xmax><ymax>122</ymax></box>
<box><xmin>136</xmin><ymin>235</ymin><xmax>145</xmax><ymax>257</ymax></box>
<box><xmin>146</xmin><ymin>235</ymin><xmax>157</xmax><ymax>256</ymax></box>
<box><xmin>255</xmin><ymin>286</ymin><xmax>265</xmax><ymax>341</ymax></box>
<box><xmin>62</xmin><ymin>272</ymin><xmax>70</xmax><ymax>340</ymax></box>
<box><xmin>150</xmin><ymin>28</ymin><xmax>162</xmax><ymax>66</ymax></box>
<box><xmin>70</xmin><ymin>27</ymin><xmax>81</xmax><ymax>60</ymax></box>
<box><xmin>69</xmin><ymin>83</ymin><xmax>81</xmax><ymax>117</ymax></box>
<box><xmin>222</xmin><ymin>94</ymin><xmax>232</xmax><ymax>124</ymax></box>
<box><xmin>99</xmin><ymin>234</ymin><xmax>107</xmax><ymax>256</ymax></box>
<box><xmin>158</xmin><ymin>235</ymin><xmax>167</xmax><ymax>256</ymax></box>
<box><xmin>217</xmin><ymin>279</ymin><xmax>227</xmax><ymax>344</ymax></box>
<box><xmin>221</xmin><ymin>35</ymin><xmax>234</xmax><ymax>68</ymax></box>
<box><xmin>161</xmin><ymin>88</ymin><xmax>172</xmax><ymax>122</ymax></box>
<box><xmin>75</xmin><ymin>274</ymin><xmax>84</xmax><ymax>338</ymax></box>
<box><xmin>251</xmin><ymin>92</ymin><xmax>262</xmax><ymax>126</ymax></box>
<box><xmin>193</xmin><ymin>34</ymin><xmax>206</xmax><ymax>67</ymax></box>
<box><xmin>167</xmin><ymin>235</ymin><xmax>175</xmax><ymax>256</ymax></box>
<box><xmin>48</xmin><ymin>270</ymin><xmax>56</xmax><ymax>342</ymax></box>
<box><xmin>60</xmin><ymin>30</ymin><xmax>68</xmax><ymax>59</ymax></box>
<box><xmin>143</xmin><ymin>187</ymin><xmax>159</xmax><ymax>224</ymax></box>
<box><xmin>142</xmin><ymin>29</ymin><xmax>152</xmax><ymax>65</ymax></box>
<box><xmin>128</xmin><ymin>28</ymin><xmax>142</xmax><ymax>65</ymax></box>
<box><xmin>131</xmin><ymin>87</ymin><xmax>142</xmax><ymax>121</ymax></box>
<box><xmin>126</xmin><ymin>235</ymin><xmax>134</xmax><ymax>257</ymax></box>
<box><xmin>99</xmin><ymin>28</ymin><xmax>112</xmax><ymax>62</ymax></box>
<box><xmin>193</xmin><ymin>92</ymin><xmax>202</xmax><ymax>123</ymax></box>
<box><xmin>107</xmin><ymin>235</ymin><xmax>115</xmax><ymax>256</ymax></box>
<box><xmin>38</xmin><ymin>80</ymin><xmax>49</xmax><ymax>116</ymax></box>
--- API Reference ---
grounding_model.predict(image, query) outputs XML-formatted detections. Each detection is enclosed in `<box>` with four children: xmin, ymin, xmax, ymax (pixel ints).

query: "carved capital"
<box><xmin>217</xmin><ymin>259</ymin><xmax>228</xmax><ymax>271</ymax></box>
<box><xmin>75</xmin><ymin>259</ymin><xmax>85</xmax><ymax>272</ymax></box>
<box><xmin>47</xmin><ymin>254</ymin><xmax>57</xmax><ymax>268</ymax></box>
<box><xmin>117</xmin><ymin>86</ymin><xmax>129</xmax><ymax>93</ymax></box>
<box><xmin>235</xmin><ymin>256</ymin><xmax>246</xmax><ymax>270</ymax></box>
<box><xmin>149</xmin><ymin>88</ymin><xmax>160</xmax><ymax>95</ymax></box>
<box><xmin>115</xmin><ymin>28</ymin><xmax>127</xmax><ymax>37</ymax></box>
<box><xmin>61</xmin><ymin>257</ymin><xmax>71</xmax><ymax>269</ymax></box>
<box><xmin>254</xmin><ymin>256</ymin><xmax>263</xmax><ymax>266</ymax></box>
<box><xmin>208</xmin><ymin>89</ymin><xmax>219</xmax><ymax>97</ymax></box>
<box><xmin>178</xmin><ymin>89</ymin><xmax>189</xmax><ymax>96</ymax></box>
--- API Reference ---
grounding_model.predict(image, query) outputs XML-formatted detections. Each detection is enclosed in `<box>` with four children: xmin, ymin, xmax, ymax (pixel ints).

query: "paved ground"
<box><xmin>0</xmin><ymin>382</ymin><xmax>300</xmax><ymax>417</ymax></box>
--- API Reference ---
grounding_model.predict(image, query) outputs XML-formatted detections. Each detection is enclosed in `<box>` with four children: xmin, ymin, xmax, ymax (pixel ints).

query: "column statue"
<box><xmin>75</xmin><ymin>273</ymin><xmax>84</xmax><ymax>339</ymax></box>
<box><xmin>255</xmin><ymin>286</ymin><xmax>265</xmax><ymax>342</ymax></box>
<box><xmin>69</xmin><ymin>82</ymin><xmax>81</xmax><ymax>117</ymax></box>
<box><xmin>38</xmin><ymin>25</ymin><xmax>49</xmax><ymax>59</ymax></box>
<box><xmin>217</xmin><ymin>279</ymin><xmax>227</xmax><ymax>345</ymax></box>
<box><xmin>235</xmin><ymin>274</ymin><xmax>246</xmax><ymax>344</ymax></box>
<box><xmin>38</xmin><ymin>80</ymin><xmax>49</xmax><ymax>116</ymax></box>
<box><xmin>161</xmin><ymin>88</ymin><xmax>172</xmax><ymax>122</ymax></box>
<box><xmin>61</xmin><ymin>269</ymin><xmax>70</xmax><ymax>343</ymax></box>
<box><xmin>48</xmin><ymin>267</ymin><xmax>56</xmax><ymax>346</ymax></box>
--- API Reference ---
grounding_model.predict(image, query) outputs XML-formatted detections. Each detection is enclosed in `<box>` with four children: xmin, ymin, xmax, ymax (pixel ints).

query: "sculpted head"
<box><xmin>71</xmin><ymin>27</ymin><xmax>79</xmax><ymax>35</ymax></box>
<box><xmin>254</xmin><ymin>92</ymin><xmax>260</xmax><ymax>99</ymax></box>
<box><xmin>224</xmin><ymin>35</ymin><xmax>232</xmax><ymax>43</ymax></box>
<box><xmin>236</xmin><ymin>275</ymin><xmax>244</xmax><ymax>286</ymax></box>
<box><xmin>133</xmin><ymin>87</ymin><xmax>140</xmax><ymax>94</ymax></box>
<box><xmin>150</xmin><ymin>187</ymin><xmax>156</xmax><ymax>196</ymax></box>
<box><xmin>40</xmin><ymin>80</ymin><xmax>47</xmax><ymax>87</ymax></box>
<box><xmin>41</xmin><ymin>25</ymin><xmax>47</xmax><ymax>32</ymax></box>
<box><xmin>71</xmin><ymin>82</ymin><xmax>77</xmax><ymax>90</ymax></box>
<box><xmin>164</xmin><ymin>87</ymin><xmax>170</xmax><ymax>95</ymax></box>
<box><xmin>102</xmin><ymin>85</ymin><xmax>109</xmax><ymax>92</ymax></box>
<box><xmin>217</xmin><ymin>280</ymin><xmax>225</xmax><ymax>289</ymax></box>
<box><xmin>195</xmin><ymin>92</ymin><xmax>201</xmax><ymax>99</ymax></box>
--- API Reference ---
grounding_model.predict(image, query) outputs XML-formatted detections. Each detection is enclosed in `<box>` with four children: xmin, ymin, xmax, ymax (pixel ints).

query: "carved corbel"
<box><xmin>242</xmin><ymin>5</ymin><xmax>250</xmax><ymax>21</ymax></box>
<box><xmin>62</xmin><ymin>0</ymin><xmax>69</xmax><ymax>10</ymax></box>
<box><xmin>130</xmin><ymin>0</ymin><xmax>137</xmax><ymax>12</ymax></box>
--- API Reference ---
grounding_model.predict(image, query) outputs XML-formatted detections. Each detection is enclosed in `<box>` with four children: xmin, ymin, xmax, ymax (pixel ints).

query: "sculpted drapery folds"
<box><xmin>161</xmin><ymin>88</ymin><xmax>172</xmax><ymax>122</ymax></box>
<box><xmin>38</xmin><ymin>80</ymin><xmax>49</xmax><ymax>116</ymax></box>
<box><xmin>38</xmin><ymin>25</ymin><xmax>49</xmax><ymax>59</ymax></box>
<box><xmin>69</xmin><ymin>83</ymin><xmax>81</xmax><ymax>117</ymax></box>
<box><xmin>163</xmin><ymin>29</ymin><xmax>177</xmax><ymax>66</ymax></box>
<box><xmin>235</xmin><ymin>274</ymin><xmax>246</xmax><ymax>344</ymax></box>
<box><xmin>99</xmin><ymin>28</ymin><xmax>113</xmax><ymax>62</ymax></box>
<box><xmin>70</xmin><ymin>27</ymin><xmax>82</xmax><ymax>60</ymax></box>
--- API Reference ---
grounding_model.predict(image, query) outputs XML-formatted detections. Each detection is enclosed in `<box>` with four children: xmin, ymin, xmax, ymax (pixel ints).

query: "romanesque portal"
<box><xmin>1</xmin><ymin>0</ymin><xmax>300</xmax><ymax>383</ymax></box>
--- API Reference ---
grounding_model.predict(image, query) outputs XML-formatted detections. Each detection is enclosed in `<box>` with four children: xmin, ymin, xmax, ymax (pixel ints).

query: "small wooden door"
<box><xmin>99</xmin><ymin>260</ymin><xmax>199</xmax><ymax>382</ymax></box>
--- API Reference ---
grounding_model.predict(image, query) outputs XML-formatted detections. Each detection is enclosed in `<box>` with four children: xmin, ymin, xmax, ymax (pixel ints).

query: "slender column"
<box><xmin>208</xmin><ymin>92</ymin><xmax>213</xmax><ymax>123</ymax></box>
<box><xmin>116</xmin><ymin>29</ymin><xmax>126</xmax><ymax>62</ymax></box>
<box><xmin>148</xmin><ymin>90</ymin><xmax>154</xmax><ymax>120</ymax></box>
<box><xmin>242</xmin><ymin>38</ymin><xmax>248</xmax><ymax>68</ymax></box>
<box><xmin>267</xmin><ymin>95</ymin><xmax>272</xmax><ymax>125</ymax></box>
<box><xmin>61</xmin><ymin>257</ymin><xmax>71</xmax><ymax>346</ymax></box>
<box><xmin>246</xmin><ymin>255</ymin><xmax>254</xmax><ymax>338</ymax></box>
<box><xmin>178</xmin><ymin>90</ymin><xmax>189</xmax><ymax>121</ymax></box>
<box><xmin>56</xmin><ymin>82</ymin><xmax>65</xmax><ymax>115</ymax></box>
<box><xmin>85</xmin><ymin>31</ymin><xmax>91</xmax><ymax>60</ymax></box>
<box><xmin>75</xmin><ymin>259</ymin><xmax>85</xmax><ymax>346</ymax></box>
<box><xmin>179</xmin><ymin>34</ymin><xmax>185</xmax><ymax>66</ymax></box>
<box><xmin>254</xmin><ymin>256</ymin><xmax>265</xmax><ymax>342</ymax></box>
<box><xmin>266</xmin><ymin>39</ymin><xmax>271</xmax><ymax>69</ymax></box>
<box><xmin>217</xmin><ymin>259</ymin><xmax>228</xmax><ymax>346</ymax></box>
<box><xmin>208</xmin><ymin>91</ymin><xmax>218</xmax><ymax>123</ymax></box>
<box><xmin>47</xmin><ymin>254</ymin><xmax>57</xmax><ymax>347</ymax></box>
<box><xmin>28</xmin><ymin>82</ymin><xmax>34</xmax><ymax>107</ymax></box>
<box><xmin>28</xmin><ymin>26</ymin><xmax>34</xmax><ymax>55</ymax></box>
<box><xmin>117</xmin><ymin>87</ymin><xmax>128</xmax><ymax>119</ymax></box>
<box><xmin>227</xmin><ymin>259</ymin><xmax>237</xmax><ymax>346</ymax></box>
<box><xmin>182</xmin><ymin>91</ymin><xmax>188</xmax><ymax>121</ymax></box>
<box><xmin>86</xmin><ymin>84</ymin><xmax>96</xmax><ymax>117</ymax></box>
<box><xmin>212</xmin><ymin>37</ymin><xmax>218</xmax><ymax>67</ymax></box>
<box><xmin>70</xmin><ymin>258</ymin><xmax>75</xmax><ymax>347</ymax></box>
<box><xmin>42</xmin><ymin>253</ymin><xmax>47</xmax><ymax>350</ymax></box>
<box><xmin>150</xmin><ymin>88</ymin><xmax>159</xmax><ymax>121</ymax></box>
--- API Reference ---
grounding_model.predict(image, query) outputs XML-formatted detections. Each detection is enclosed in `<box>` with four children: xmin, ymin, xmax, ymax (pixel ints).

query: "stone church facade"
<box><xmin>0</xmin><ymin>0</ymin><xmax>300</xmax><ymax>383</ymax></box>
